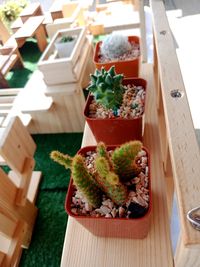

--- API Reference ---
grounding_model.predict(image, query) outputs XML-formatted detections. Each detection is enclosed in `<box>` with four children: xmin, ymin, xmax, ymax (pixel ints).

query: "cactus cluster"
<box><xmin>50</xmin><ymin>141</ymin><xmax>142</xmax><ymax>208</ymax></box>
<box><xmin>100</xmin><ymin>33</ymin><xmax>132</xmax><ymax>60</ymax></box>
<box><xmin>87</xmin><ymin>66</ymin><xmax>125</xmax><ymax>113</ymax></box>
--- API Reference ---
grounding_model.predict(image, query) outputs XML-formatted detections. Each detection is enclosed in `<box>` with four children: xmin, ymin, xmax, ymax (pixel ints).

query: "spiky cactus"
<box><xmin>100</xmin><ymin>34</ymin><xmax>131</xmax><ymax>60</ymax></box>
<box><xmin>112</xmin><ymin>141</ymin><xmax>142</xmax><ymax>182</ymax></box>
<box><xmin>50</xmin><ymin>141</ymin><xmax>144</xmax><ymax>209</ymax></box>
<box><xmin>96</xmin><ymin>142</ymin><xmax>113</xmax><ymax>168</ymax></box>
<box><xmin>95</xmin><ymin>156</ymin><xmax>127</xmax><ymax>205</ymax></box>
<box><xmin>72</xmin><ymin>155</ymin><xmax>102</xmax><ymax>208</ymax></box>
<box><xmin>87</xmin><ymin>66</ymin><xmax>125</xmax><ymax>113</ymax></box>
<box><xmin>50</xmin><ymin>151</ymin><xmax>72</xmax><ymax>169</ymax></box>
<box><xmin>50</xmin><ymin>151</ymin><xmax>102</xmax><ymax>208</ymax></box>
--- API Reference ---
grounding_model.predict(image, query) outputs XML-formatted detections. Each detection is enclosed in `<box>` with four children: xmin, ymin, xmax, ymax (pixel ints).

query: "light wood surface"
<box><xmin>0</xmin><ymin>116</ymin><xmax>41</xmax><ymax>266</ymax></box>
<box><xmin>150</xmin><ymin>0</ymin><xmax>200</xmax><ymax>266</ymax></box>
<box><xmin>14</xmin><ymin>16</ymin><xmax>47</xmax><ymax>51</ymax></box>
<box><xmin>20</xmin><ymin>2</ymin><xmax>43</xmax><ymax>23</ymax></box>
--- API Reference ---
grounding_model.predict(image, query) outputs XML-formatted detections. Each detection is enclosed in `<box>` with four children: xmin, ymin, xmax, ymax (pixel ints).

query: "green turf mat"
<box><xmin>32</xmin><ymin>133</ymin><xmax>83</xmax><ymax>190</ymax></box>
<box><xmin>6</xmin><ymin>38</ymin><xmax>42</xmax><ymax>88</ymax></box>
<box><xmin>20</xmin><ymin>190</ymin><xmax>68</xmax><ymax>267</ymax></box>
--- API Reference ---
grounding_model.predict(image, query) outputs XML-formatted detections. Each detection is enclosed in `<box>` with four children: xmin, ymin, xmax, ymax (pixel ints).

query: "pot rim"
<box><xmin>65</xmin><ymin>145</ymin><xmax>152</xmax><ymax>221</ymax></box>
<box><xmin>84</xmin><ymin>77</ymin><xmax>147</xmax><ymax>121</ymax></box>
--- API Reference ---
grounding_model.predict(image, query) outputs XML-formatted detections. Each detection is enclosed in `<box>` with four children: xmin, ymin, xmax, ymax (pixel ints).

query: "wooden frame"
<box><xmin>60</xmin><ymin>1</ymin><xmax>200</xmax><ymax>266</ymax></box>
<box><xmin>0</xmin><ymin>117</ymin><xmax>41</xmax><ymax>266</ymax></box>
<box><xmin>38</xmin><ymin>27</ymin><xmax>88</xmax><ymax>85</ymax></box>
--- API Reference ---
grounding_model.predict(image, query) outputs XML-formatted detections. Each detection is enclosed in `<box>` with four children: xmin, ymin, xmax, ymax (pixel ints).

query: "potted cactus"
<box><xmin>54</xmin><ymin>35</ymin><xmax>77</xmax><ymax>58</ymax></box>
<box><xmin>94</xmin><ymin>33</ymin><xmax>140</xmax><ymax>77</ymax></box>
<box><xmin>50</xmin><ymin>141</ymin><xmax>152</xmax><ymax>239</ymax></box>
<box><xmin>84</xmin><ymin>66</ymin><xmax>147</xmax><ymax>144</ymax></box>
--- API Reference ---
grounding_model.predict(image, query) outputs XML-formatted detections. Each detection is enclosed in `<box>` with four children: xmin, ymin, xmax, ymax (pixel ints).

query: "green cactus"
<box><xmin>50</xmin><ymin>140</ymin><xmax>144</xmax><ymax>209</ymax></box>
<box><xmin>86</xmin><ymin>66</ymin><xmax>125</xmax><ymax>113</ymax></box>
<box><xmin>50</xmin><ymin>151</ymin><xmax>102</xmax><ymax>208</ymax></box>
<box><xmin>96</xmin><ymin>142</ymin><xmax>113</xmax><ymax>168</ymax></box>
<box><xmin>95</xmin><ymin>156</ymin><xmax>127</xmax><ymax>205</ymax></box>
<box><xmin>112</xmin><ymin>141</ymin><xmax>142</xmax><ymax>182</ymax></box>
<box><xmin>72</xmin><ymin>155</ymin><xmax>102</xmax><ymax>208</ymax></box>
<box><xmin>50</xmin><ymin>151</ymin><xmax>73</xmax><ymax>169</ymax></box>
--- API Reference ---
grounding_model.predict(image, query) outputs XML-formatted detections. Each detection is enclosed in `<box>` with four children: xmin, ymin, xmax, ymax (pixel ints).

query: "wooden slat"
<box><xmin>0</xmin><ymin>88</ymin><xmax>22</xmax><ymax>96</ymax></box>
<box><xmin>150</xmin><ymin>0</ymin><xmax>200</xmax><ymax>248</ymax></box>
<box><xmin>0</xmin><ymin>116</ymin><xmax>36</xmax><ymax>174</ymax></box>
<box><xmin>0</xmin><ymin>251</ymin><xmax>5</xmax><ymax>266</ymax></box>
<box><xmin>60</xmin><ymin>63</ymin><xmax>174</xmax><ymax>267</ymax></box>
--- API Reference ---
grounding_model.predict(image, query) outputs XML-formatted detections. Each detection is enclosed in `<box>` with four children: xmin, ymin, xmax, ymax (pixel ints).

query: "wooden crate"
<box><xmin>38</xmin><ymin>27</ymin><xmax>88</xmax><ymax>85</ymax></box>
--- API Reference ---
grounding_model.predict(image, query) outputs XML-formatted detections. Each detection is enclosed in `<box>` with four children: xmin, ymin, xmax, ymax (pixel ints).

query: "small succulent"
<box><xmin>87</xmin><ymin>66</ymin><xmax>125</xmax><ymax>113</ymax></box>
<box><xmin>60</xmin><ymin>36</ymin><xmax>74</xmax><ymax>43</ymax></box>
<box><xmin>50</xmin><ymin>141</ymin><xmax>142</xmax><ymax>207</ymax></box>
<box><xmin>100</xmin><ymin>34</ymin><xmax>132</xmax><ymax>60</ymax></box>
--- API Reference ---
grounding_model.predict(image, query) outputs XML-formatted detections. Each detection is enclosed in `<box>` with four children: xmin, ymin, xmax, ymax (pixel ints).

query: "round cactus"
<box><xmin>100</xmin><ymin>34</ymin><xmax>132</xmax><ymax>60</ymax></box>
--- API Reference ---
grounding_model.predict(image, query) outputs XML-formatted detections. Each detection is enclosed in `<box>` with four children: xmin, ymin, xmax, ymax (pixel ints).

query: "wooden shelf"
<box><xmin>60</xmin><ymin>63</ymin><xmax>174</xmax><ymax>267</ymax></box>
<box><xmin>60</xmin><ymin>1</ymin><xmax>200</xmax><ymax>266</ymax></box>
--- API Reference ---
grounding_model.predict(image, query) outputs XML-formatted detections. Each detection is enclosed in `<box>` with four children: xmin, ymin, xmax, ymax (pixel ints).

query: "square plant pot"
<box><xmin>94</xmin><ymin>36</ymin><xmax>140</xmax><ymax>78</ymax></box>
<box><xmin>38</xmin><ymin>27</ymin><xmax>88</xmax><ymax>85</ymax></box>
<box><xmin>65</xmin><ymin>145</ymin><xmax>152</xmax><ymax>239</ymax></box>
<box><xmin>84</xmin><ymin>78</ymin><xmax>147</xmax><ymax>145</ymax></box>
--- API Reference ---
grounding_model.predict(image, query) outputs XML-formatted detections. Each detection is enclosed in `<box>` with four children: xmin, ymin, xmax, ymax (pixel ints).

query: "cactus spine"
<box><xmin>100</xmin><ymin>34</ymin><xmax>131</xmax><ymax>60</ymax></box>
<box><xmin>112</xmin><ymin>141</ymin><xmax>142</xmax><ymax>182</ymax></box>
<box><xmin>50</xmin><ymin>151</ymin><xmax>102</xmax><ymax>208</ymax></box>
<box><xmin>72</xmin><ymin>155</ymin><xmax>102</xmax><ymax>208</ymax></box>
<box><xmin>50</xmin><ymin>150</ymin><xmax>73</xmax><ymax>169</ymax></box>
<box><xmin>95</xmin><ymin>155</ymin><xmax>128</xmax><ymax>206</ymax></box>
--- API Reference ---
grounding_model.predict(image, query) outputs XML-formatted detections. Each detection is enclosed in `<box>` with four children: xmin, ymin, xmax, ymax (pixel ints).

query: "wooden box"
<box><xmin>38</xmin><ymin>27</ymin><xmax>88</xmax><ymax>85</ymax></box>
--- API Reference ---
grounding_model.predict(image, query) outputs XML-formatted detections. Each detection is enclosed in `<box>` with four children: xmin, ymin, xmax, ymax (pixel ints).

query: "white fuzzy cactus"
<box><xmin>100</xmin><ymin>34</ymin><xmax>132</xmax><ymax>60</ymax></box>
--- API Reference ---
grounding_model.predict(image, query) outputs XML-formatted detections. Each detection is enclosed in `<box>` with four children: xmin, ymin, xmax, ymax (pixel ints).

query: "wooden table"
<box><xmin>14</xmin><ymin>16</ymin><xmax>47</xmax><ymax>52</ymax></box>
<box><xmin>19</xmin><ymin>2</ymin><xmax>43</xmax><ymax>23</ymax></box>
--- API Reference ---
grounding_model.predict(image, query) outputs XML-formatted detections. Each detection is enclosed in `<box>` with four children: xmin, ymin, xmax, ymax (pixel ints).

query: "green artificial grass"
<box><xmin>6</xmin><ymin>38</ymin><xmax>42</xmax><ymax>88</ymax></box>
<box><xmin>19</xmin><ymin>133</ymin><xmax>83</xmax><ymax>267</ymax></box>
<box><xmin>20</xmin><ymin>191</ymin><xmax>68</xmax><ymax>267</ymax></box>
<box><xmin>32</xmin><ymin>133</ymin><xmax>83</xmax><ymax>190</ymax></box>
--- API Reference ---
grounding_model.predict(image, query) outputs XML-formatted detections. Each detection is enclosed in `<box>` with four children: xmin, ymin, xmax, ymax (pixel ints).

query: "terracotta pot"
<box><xmin>93</xmin><ymin>36</ymin><xmax>140</xmax><ymax>78</ymax></box>
<box><xmin>84</xmin><ymin>78</ymin><xmax>147</xmax><ymax>145</ymax></box>
<box><xmin>65</xmin><ymin>145</ymin><xmax>152</xmax><ymax>239</ymax></box>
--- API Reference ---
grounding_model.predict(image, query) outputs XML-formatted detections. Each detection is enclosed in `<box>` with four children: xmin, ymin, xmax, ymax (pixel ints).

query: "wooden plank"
<box><xmin>8</xmin><ymin>171</ymin><xmax>42</xmax><ymax>204</ymax></box>
<box><xmin>0</xmin><ymin>213</ymin><xmax>16</xmax><ymax>237</ymax></box>
<box><xmin>60</xmin><ymin>63</ymin><xmax>174</xmax><ymax>267</ymax></box>
<box><xmin>0</xmin><ymin>251</ymin><xmax>5</xmax><ymax>266</ymax></box>
<box><xmin>0</xmin><ymin>88</ymin><xmax>22</xmax><ymax>96</ymax></box>
<box><xmin>0</xmin><ymin>116</ymin><xmax>36</xmax><ymax>174</ymax></box>
<box><xmin>150</xmin><ymin>0</ymin><xmax>200</xmax><ymax>249</ymax></box>
<box><xmin>14</xmin><ymin>16</ymin><xmax>45</xmax><ymax>38</ymax></box>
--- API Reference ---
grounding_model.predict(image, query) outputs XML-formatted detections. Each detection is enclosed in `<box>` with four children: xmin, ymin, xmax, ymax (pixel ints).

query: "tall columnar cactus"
<box><xmin>50</xmin><ymin>151</ymin><xmax>102</xmax><ymax>208</ymax></box>
<box><xmin>96</xmin><ymin>142</ymin><xmax>113</xmax><ymax>169</ymax></box>
<box><xmin>50</xmin><ymin>151</ymin><xmax>73</xmax><ymax>169</ymax></box>
<box><xmin>87</xmin><ymin>66</ymin><xmax>125</xmax><ymax>113</ymax></box>
<box><xmin>112</xmin><ymin>141</ymin><xmax>142</xmax><ymax>182</ymax></box>
<box><xmin>72</xmin><ymin>155</ymin><xmax>102</xmax><ymax>208</ymax></box>
<box><xmin>50</xmin><ymin>141</ymin><xmax>144</xmax><ymax>209</ymax></box>
<box><xmin>95</xmin><ymin>156</ymin><xmax>128</xmax><ymax>206</ymax></box>
<box><xmin>100</xmin><ymin>33</ymin><xmax>132</xmax><ymax>60</ymax></box>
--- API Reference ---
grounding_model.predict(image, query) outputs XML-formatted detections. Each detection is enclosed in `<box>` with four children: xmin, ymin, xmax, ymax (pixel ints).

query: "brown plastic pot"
<box><xmin>94</xmin><ymin>36</ymin><xmax>140</xmax><ymax>78</ymax></box>
<box><xmin>84</xmin><ymin>78</ymin><xmax>147</xmax><ymax>145</ymax></box>
<box><xmin>65</xmin><ymin>145</ymin><xmax>152</xmax><ymax>239</ymax></box>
